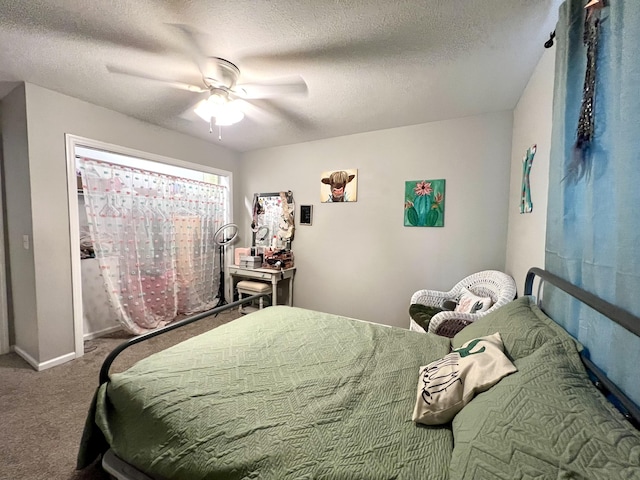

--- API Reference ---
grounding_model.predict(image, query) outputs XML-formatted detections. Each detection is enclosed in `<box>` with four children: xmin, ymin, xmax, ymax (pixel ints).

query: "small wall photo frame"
<box><xmin>320</xmin><ymin>169</ymin><xmax>358</xmax><ymax>203</ymax></box>
<box><xmin>300</xmin><ymin>205</ymin><xmax>313</xmax><ymax>225</ymax></box>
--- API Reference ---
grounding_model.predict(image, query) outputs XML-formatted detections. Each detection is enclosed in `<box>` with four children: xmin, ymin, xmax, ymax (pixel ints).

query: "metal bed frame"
<box><xmin>99</xmin><ymin>293</ymin><xmax>270</xmax><ymax>385</ymax></box>
<box><xmin>525</xmin><ymin>267</ymin><xmax>640</xmax><ymax>428</ymax></box>
<box><xmin>96</xmin><ymin>270</ymin><xmax>640</xmax><ymax>479</ymax></box>
<box><xmin>99</xmin><ymin>270</ymin><xmax>640</xmax><ymax>423</ymax></box>
<box><xmin>97</xmin><ymin>292</ymin><xmax>270</xmax><ymax>479</ymax></box>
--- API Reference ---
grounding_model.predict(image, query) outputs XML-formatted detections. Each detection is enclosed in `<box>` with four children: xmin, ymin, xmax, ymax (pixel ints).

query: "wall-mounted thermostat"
<box><xmin>300</xmin><ymin>205</ymin><xmax>313</xmax><ymax>225</ymax></box>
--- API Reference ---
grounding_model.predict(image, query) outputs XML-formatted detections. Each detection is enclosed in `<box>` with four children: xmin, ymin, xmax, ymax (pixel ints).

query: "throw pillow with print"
<box><xmin>412</xmin><ymin>332</ymin><xmax>516</xmax><ymax>425</ymax></box>
<box><xmin>455</xmin><ymin>288</ymin><xmax>493</xmax><ymax>314</ymax></box>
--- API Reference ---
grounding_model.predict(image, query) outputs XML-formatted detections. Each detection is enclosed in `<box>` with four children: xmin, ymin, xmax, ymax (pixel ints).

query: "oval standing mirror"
<box><xmin>255</xmin><ymin>225</ymin><xmax>270</xmax><ymax>245</ymax></box>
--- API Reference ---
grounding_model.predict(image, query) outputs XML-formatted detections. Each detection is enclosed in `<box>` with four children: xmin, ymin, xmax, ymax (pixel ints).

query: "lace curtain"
<box><xmin>78</xmin><ymin>157</ymin><xmax>228</xmax><ymax>334</ymax></box>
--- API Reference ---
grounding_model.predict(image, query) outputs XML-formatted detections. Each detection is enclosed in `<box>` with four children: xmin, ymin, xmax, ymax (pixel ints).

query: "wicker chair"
<box><xmin>409</xmin><ymin>270</ymin><xmax>517</xmax><ymax>337</ymax></box>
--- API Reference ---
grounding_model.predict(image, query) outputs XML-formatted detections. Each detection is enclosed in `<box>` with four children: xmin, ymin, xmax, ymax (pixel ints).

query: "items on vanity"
<box><xmin>239</xmin><ymin>255</ymin><xmax>263</xmax><ymax>269</ymax></box>
<box><xmin>262</xmin><ymin>249</ymin><xmax>294</xmax><ymax>269</ymax></box>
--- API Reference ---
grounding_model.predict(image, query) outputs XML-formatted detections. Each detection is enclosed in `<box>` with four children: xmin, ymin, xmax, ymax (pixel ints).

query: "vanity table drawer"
<box><xmin>229</xmin><ymin>268</ymin><xmax>272</xmax><ymax>281</ymax></box>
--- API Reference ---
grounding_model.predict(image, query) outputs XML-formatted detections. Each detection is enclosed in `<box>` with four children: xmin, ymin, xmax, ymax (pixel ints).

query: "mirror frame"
<box><xmin>251</xmin><ymin>192</ymin><xmax>294</xmax><ymax>250</ymax></box>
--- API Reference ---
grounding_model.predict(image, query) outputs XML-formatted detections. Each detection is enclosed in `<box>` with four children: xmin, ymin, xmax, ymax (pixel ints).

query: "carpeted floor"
<box><xmin>0</xmin><ymin>308</ymin><xmax>241</xmax><ymax>480</ymax></box>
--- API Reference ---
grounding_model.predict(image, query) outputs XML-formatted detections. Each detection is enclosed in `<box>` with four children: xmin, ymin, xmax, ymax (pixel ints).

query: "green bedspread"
<box><xmin>79</xmin><ymin>306</ymin><xmax>453</xmax><ymax>479</ymax></box>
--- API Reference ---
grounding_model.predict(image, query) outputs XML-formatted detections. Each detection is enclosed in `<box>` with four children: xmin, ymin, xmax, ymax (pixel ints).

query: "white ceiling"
<box><xmin>0</xmin><ymin>0</ymin><xmax>561</xmax><ymax>153</ymax></box>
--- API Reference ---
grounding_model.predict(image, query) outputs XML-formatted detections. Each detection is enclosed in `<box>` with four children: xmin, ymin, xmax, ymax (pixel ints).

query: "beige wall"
<box><xmin>2</xmin><ymin>83</ymin><xmax>240</xmax><ymax>365</ymax></box>
<box><xmin>505</xmin><ymin>49</ymin><xmax>555</xmax><ymax>294</ymax></box>
<box><xmin>240</xmin><ymin>111</ymin><xmax>514</xmax><ymax>328</ymax></box>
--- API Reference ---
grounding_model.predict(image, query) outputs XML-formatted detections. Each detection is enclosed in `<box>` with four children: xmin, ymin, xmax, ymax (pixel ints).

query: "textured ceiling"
<box><xmin>0</xmin><ymin>0</ymin><xmax>561</xmax><ymax>152</ymax></box>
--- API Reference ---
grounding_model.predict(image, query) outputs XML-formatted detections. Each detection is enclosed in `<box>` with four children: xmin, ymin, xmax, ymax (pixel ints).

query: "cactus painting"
<box><xmin>404</xmin><ymin>179</ymin><xmax>445</xmax><ymax>227</ymax></box>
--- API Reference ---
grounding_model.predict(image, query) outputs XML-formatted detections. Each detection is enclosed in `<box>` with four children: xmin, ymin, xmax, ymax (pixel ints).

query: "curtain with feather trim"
<box><xmin>545</xmin><ymin>0</ymin><xmax>640</xmax><ymax>406</ymax></box>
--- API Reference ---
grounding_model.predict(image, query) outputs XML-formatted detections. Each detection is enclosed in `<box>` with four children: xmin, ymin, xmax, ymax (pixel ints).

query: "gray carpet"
<box><xmin>0</xmin><ymin>308</ymin><xmax>241</xmax><ymax>480</ymax></box>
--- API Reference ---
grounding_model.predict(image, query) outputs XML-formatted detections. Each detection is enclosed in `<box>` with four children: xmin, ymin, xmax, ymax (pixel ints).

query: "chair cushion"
<box><xmin>409</xmin><ymin>304</ymin><xmax>444</xmax><ymax>331</ymax></box>
<box><xmin>236</xmin><ymin>280</ymin><xmax>272</xmax><ymax>293</ymax></box>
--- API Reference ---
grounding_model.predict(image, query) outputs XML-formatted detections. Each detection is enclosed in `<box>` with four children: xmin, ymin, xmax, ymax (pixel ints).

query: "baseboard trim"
<box><xmin>13</xmin><ymin>346</ymin><xmax>38</xmax><ymax>369</ymax></box>
<box><xmin>14</xmin><ymin>346</ymin><xmax>75</xmax><ymax>371</ymax></box>
<box><xmin>84</xmin><ymin>325</ymin><xmax>121</xmax><ymax>341</ymax></box>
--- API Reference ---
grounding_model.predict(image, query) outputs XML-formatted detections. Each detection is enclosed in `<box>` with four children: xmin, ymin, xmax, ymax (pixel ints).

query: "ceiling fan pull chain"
<box><xmin>207</xmin><ymin>118</ymin><xmax>223</xmax><ymax>141</ymax></box>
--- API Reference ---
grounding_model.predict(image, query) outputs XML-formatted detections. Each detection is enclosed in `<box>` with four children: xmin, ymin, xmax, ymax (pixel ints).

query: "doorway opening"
<box><xmin>66</xmin><ymin>135</ymin><xmax>232</xmax><ymax>357</ymax></box>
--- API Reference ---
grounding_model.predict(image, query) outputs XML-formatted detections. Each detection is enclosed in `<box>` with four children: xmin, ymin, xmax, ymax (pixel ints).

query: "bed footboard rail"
<box><xmin>98</xmin><ymin>294</ymin><xmax>270</xmax><ymax>385</ymax></box>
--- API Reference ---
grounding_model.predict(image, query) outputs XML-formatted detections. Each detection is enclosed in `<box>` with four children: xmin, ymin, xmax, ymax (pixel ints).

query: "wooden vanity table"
<box><xmin>234</xmin><ymin>190</ymin><xmax>296</xmax><ymax>307</ymax></box>
<box><xmin>228</xmin><ymin>265</ymin><xmax>296</xmax><ymax>306</ymax></box>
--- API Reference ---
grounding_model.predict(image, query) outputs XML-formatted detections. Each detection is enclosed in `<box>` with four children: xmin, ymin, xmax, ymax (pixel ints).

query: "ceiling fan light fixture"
<box><xmin>214</xmin><ymin>105</ymin><xmax>244</xmax><ymax>126</ymax></box>
<box><xmin>207</xmin><ymin>91</ymin><xmax>227</xmax><ymax>107</ymax></box>
<box><xmin>194</xmin><ymin>90</ymin><xmax>244</xmax><ymax>126</ymax></box>
<box><xmin>194</xmin><ymin>101</ymin><xmax>214</xmax><ymax>122</ymax></box>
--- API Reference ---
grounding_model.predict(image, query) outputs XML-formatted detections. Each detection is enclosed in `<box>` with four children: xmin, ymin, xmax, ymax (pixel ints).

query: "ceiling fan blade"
<box><xmin>240</xmin><ymin>37</ymin><xmax>384</xmax><ymax>66</ymax></box>
<box><xmin>234</xmin><ymin>76</ymin><xmax>308</xmax><ymax>99</ymax></box>
<box><xmin>244</xmin><ymin>98</ymin><xmax>312</xmax><ymax>129</ymax></box>
<box><xmin>106</xmin><ymin>65</ymin><xmax>207</xmax><ymax>93</ymax></box>
<box><xmin>178</xmin><ymin>99</ymin><xmax>208</xmax><ymax>122</ymax></box>
<box><xmin>167</xmin><ymin>23</ymin><xmax>223</xmax><ymax>81</ymax></box>
<box><xmin>239</xmin><ymin>29</ymin><xmax>428</xmax><ymax>68</ymax></box>
<box><xmin>233</xmin><ymin>99</ymin><xmax>280</xmax><ymax>125</ymax></box>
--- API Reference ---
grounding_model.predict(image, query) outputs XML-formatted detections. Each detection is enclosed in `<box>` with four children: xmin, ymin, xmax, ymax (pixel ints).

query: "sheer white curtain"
<box><xmin>78</xmin><ymin>157</ymin><xmax>228</xmax><ymax>334</ymax></box>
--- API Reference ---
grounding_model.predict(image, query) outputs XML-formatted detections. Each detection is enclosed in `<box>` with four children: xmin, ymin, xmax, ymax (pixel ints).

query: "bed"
<box><xmin>78</xmin><ymin>269</ymin><xmax>640</xmax><ymax>479</ymax></box>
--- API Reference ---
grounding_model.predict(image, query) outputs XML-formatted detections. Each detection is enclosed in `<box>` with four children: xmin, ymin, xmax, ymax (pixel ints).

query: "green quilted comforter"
<box><xmin>79</xmin><ymin>306</ymin><xmax>453</xmax><ymax>479</ymax></box>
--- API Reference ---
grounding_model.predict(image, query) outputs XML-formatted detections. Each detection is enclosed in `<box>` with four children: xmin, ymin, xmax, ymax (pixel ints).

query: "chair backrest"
<box><xmin>449</xmin><ymin>270</ymin><xmax>517</xmax><ymax>310</ymax></box>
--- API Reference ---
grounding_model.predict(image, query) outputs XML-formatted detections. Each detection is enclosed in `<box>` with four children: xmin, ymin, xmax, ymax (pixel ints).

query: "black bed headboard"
<box><xmin>525</xmin><ymin>267</ymin><xmax>640</xmax><ymax>428</ymax></box>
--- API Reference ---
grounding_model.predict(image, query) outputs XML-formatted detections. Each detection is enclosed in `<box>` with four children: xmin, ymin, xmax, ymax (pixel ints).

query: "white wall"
<box><xmin>240</xmin><ymin>111</ymin><xmax>514</xmax><ymax>328</ymax></box>
<box><xmin>0</xmin><ymin>85</ymin><xmax>37</xmax><ymax>358</ymax></box>
<box><xmin>0</xmin><ymin>54</ymin><xmax>555</xmax><ymax>363</ymax></box>
<box><xmin>2</xmin><ymin>82</ymin><xmax>240</xmax><ymax>365</ymax></box>
<box><xmin>0</xmin><ymin>125</ymin><xmax>9</xmax><ymax>355</ymax></box>
<box><xmin>505</xmin><ymin>49</ymin><xmax>555</xmax><ymax>294</ymax></box>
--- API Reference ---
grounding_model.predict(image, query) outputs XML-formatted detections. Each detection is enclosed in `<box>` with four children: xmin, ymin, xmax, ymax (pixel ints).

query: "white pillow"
<box><xmin>455</xmin><ymin>287</ymin><xmax>493</xmax><ymax>314</ymax></box>
<box><xmin>412</xmin><ymin>332</ymin><xmax>516</xmax><ymax>425</ymax></box>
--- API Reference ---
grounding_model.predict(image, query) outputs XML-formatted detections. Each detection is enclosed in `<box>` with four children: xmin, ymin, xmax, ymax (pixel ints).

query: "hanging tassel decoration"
<box><xmin>566</xmin><ymin>0</ymin><xmax>604</xmax><ymax>182</ymax></box>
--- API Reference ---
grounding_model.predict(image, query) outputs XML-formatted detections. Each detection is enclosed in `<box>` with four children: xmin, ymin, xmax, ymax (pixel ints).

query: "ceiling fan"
<box><xmin>106</xmin><ymin>25</ymin><xmax>308</xmax><ymax>132</ymax></box>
